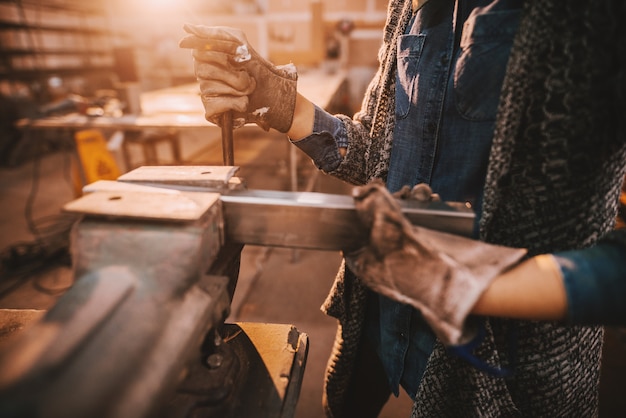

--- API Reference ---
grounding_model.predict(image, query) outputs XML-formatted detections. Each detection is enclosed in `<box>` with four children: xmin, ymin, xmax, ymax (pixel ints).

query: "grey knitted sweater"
<box><xmin>321</xmin><ymin>0</ymin><xmax>626</xmax><ymax>417</ymax></box>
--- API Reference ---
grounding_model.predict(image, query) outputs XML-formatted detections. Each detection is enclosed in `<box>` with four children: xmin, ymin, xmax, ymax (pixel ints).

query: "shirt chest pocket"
<box><xmin>454</xmin><ymin>9</ymin><xmax>521</xmax><ymax>121</ymax></box>
<box><xmin>396</xmin><ymin>34</ymin><xmax>426</xmax><ymax>119</ymax></box>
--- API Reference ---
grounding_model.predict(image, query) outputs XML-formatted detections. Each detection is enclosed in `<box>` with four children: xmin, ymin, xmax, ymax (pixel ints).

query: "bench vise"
<box><xmin>0</xmin><ymin>166</ymin><xmax>474</xmax><ymax>418</ymax></box>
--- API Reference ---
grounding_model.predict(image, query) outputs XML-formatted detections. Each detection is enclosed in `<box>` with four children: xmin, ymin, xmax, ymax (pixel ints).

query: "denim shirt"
<box><xmin>293</xmin><ymin>0</ymin><xmax>522</xmax><ymax>398</ymax></box>
<box><xmin>558</xmin><ymin>232</ymin><xmax>626</xmax><ymax>326</ymax></box>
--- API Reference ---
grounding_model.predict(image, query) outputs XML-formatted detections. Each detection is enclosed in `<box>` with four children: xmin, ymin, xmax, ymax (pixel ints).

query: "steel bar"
<box><xmin>219</xmin><ymin>189</ymin><xmax>474</xmax><ymax>251</ymax></box>
<box><xmin>87</xmin><ymin>179</ymin><xmax>475</xmax><ymax>251</ymax></box>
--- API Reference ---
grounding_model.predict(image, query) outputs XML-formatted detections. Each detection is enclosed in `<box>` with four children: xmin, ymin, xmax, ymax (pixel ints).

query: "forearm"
<box><xmin>472</xmin><ymin>233</ymin><xmax>626</xmax><ymax>325</ymax></box>
<box><xmin>472</xmin><ymin>254</ymin><xmax>568</xmax><ymax>321</ymax></box>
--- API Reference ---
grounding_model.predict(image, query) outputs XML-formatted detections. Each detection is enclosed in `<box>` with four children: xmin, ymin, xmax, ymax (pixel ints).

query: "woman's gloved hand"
<box><xmin>179</xmin><ymin>24</ymin><xmax>297</xmax><ymax>132</ymax></box>
<box><xmin>344</xmin><ymin>180</ymin><xmax>527</xmax><ymax>345</ymax></box>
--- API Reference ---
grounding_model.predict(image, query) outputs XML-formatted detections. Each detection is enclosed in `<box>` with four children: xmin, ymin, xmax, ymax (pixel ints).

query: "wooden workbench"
<box><xmin>15</xmin><ymin>68</ymin><xmax>348</xmax><ymax>180</ymax></box>
<box><xmin>16</xmin><ymin>68</ymin><xmax>347</xmax><ymax>132</ymax></box>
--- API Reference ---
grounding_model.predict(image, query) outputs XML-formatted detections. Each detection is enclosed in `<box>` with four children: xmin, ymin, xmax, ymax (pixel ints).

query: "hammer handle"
<box><xmin>221</xmin><ymin>112</ymin><xmax>234</xmax><ymax>166</ymax></box>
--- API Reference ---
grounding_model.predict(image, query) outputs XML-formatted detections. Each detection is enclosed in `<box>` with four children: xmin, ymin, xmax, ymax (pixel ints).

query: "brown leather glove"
<box><xmin>179</xmin><ymin>24</ymin><xmax>297</xmax><ymax>133</ymax></box>
<box><xmin>344</xmin><ymin>180</ymin><xmax>527</xmax><ymax>345</ymax></box>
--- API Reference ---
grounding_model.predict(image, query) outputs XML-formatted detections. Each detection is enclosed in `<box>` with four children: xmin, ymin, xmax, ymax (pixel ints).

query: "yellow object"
<box><xmin>73</xmin><ymin>129</ymin><xmax>121</xmax><ymax>196</ymax></box>
<box><xmin>413</xmin><ymin>0</ymin><xmax>430</xmax><ymax>13</ymax></box>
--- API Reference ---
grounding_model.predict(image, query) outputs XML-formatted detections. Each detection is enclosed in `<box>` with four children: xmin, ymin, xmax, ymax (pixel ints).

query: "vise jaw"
<box><xmin>0</xmin><ymin>186</ymin><xmax>231</xmax><ymax>418</ymax></box>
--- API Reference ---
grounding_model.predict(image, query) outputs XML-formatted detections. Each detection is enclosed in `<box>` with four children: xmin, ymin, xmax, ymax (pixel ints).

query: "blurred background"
<box><xmin>0</xmin><ymin>0</ymin><xmax>388</xmax><ymax>166</ymax></box>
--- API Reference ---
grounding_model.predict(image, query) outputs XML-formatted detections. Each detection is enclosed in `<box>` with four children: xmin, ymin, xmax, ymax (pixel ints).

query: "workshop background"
<box><xmin>0</xmin><ymin>0</ymin><xmax>624</xmax><ymax>417</ymax></box>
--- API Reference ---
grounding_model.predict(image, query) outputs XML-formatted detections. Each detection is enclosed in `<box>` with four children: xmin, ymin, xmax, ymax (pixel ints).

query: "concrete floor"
<box><xmin>0</xmin><ymin>130</ymin><xmax>414</xmax><ymax>418</ymax></box>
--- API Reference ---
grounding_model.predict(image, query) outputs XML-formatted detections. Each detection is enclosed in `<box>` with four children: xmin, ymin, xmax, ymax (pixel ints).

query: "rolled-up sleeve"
<box><xmin>289</xmin><ymin>105</ymin><xmax>346</xmax><ymax>173</ymax></box>
<box><xmin>556</xmin><ymin>233</ymin><xmax>626</xmax><ymax>326</ymax></box>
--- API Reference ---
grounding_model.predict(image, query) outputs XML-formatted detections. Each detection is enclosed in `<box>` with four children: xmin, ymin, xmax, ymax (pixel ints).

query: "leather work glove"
<box><xmin>344</xmin><ymin>180</ymin><xmax>527</xmax><ymax>346</ymax></box>
<box><xmin>179</xmin><ymin>24</ymin><xmax>297</xmax><ymax>133</ymax></box>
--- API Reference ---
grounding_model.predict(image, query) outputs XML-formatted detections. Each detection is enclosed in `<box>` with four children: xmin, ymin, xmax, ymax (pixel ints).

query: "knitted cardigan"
<box><xmin>321</xmin><ymin>0</ymin><xmax>626</xmax><ymax>417</ymax></box>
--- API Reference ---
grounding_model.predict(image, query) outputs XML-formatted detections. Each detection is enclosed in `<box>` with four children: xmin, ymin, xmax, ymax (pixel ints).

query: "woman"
<box><xmin>179</xmin><ymin>0</ymin><xmax>626</xmax><ymax>416</ymax></box>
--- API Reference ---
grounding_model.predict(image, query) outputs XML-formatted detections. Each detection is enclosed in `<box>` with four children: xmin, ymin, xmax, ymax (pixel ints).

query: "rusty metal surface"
<box><xmin>63</xmin><ymin>190</ymin><xmax>221</xmax><ymax>222</ymax></box>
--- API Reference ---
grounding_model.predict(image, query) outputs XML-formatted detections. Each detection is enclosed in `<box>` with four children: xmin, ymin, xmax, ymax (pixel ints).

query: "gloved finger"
<box><xmin>353</xmin><ymin>181</ymin><xmax>439</xmax><ymax>257</ymax></box>
<box><xmin>352</xmin><ymin>181</ymin><xmax>400</xmax><ymax>228</ymax></box>
<box><xmin>392</xmin><ymin>185</ymin><xmax>412</xmax><ymax>199</ymax></box>
<box><xmin>191</xmin><ymin>49</ymin><xmax>242</xmax><ymax>67</ymax></box>
<box><xmin>180</xmin><ymin>24</ymin><xmax>250</xmax><ymax>60</ymax></box>
<box><xmin>179</xmin><ymin>34</ymin><xmax>242</xmax><ymax>55</ymax></box>
<box><xmin>392</xmin><ymin>183</ymin><xmax>439</xmax><ymax>201</ymax></box>
<box><xmin>183</xmin><ymin>23</ymin><xmax>246</xmax><ymax>44</ymax></box>
<box><xmin>369</xmin><ymin>211</ymin><xmax>406</xmax><ymax>255</ymax></box>
<box><xmin>191</xmin><ymin>50</ymin><xmax>232</xmax><ymax>67</ymax></box>
<box><xmin>205</xmin><ymin>112</ymin><xmax>247</xmax><ymax>129</ymax></box>
<box><xmin>195</xmin><ymin>61</ymin><xmax>255</xmax><ymax>93</ymax></box>
<box><xmin>198</xmin><ymin>79</ymin><xmax>254</xmax><ymax>97</ymax></box>
<box><xmin>408</xmin><ymin>183</ymin><xmax>434</xmax><ymax>201</ymax></box>
<box><xmin>200</xmin><ymin>95</ymin><xmax>249</xmax><ymax>120</ymax></box>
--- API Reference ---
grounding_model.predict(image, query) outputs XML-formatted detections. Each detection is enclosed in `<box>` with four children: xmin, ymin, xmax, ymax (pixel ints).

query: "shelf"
<box><xmin>0</xmin><ymin>0</ymin><xmax>105</xmax><ymax>14</ymax></box>
<box><xmin>0</xmin><ymin>65</ymin><xmax>115</xmax><ymax>80</ymax></box>
<box><xmin>0</xmin><ymin>20</ymin><xmax>111</xmax><ymax>35</ymax></box>
<box><xmin>0</xmin><ymin>0</ymin><xmax>122</xmax><ymax>101</ymax></box>
<box><xmin>0</xmin><ymin>48</ymin><xmax>111</xmax><ymax>57</ymax></box>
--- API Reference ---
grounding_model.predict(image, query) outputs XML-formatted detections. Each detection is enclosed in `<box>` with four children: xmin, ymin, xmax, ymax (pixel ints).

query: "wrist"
<box><xmin>287</xmin><ymin>94</ymin><xmax>315</xmax><ymax>140</ymax></box>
